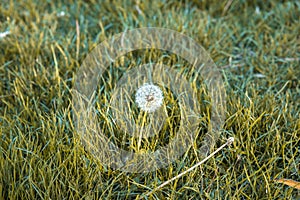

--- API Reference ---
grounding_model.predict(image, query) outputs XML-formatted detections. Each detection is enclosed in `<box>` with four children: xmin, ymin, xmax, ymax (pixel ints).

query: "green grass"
<box><xmin>0</xmin><ymin>0</ymin><xmax>299</xmax><ymax>199</ymax></box>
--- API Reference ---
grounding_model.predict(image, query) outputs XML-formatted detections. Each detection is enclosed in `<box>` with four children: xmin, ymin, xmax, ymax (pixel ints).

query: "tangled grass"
<box><xmin>0</xmin><ymin>0</ymin><xmax>299</xmax><ymax>199</ymax></box>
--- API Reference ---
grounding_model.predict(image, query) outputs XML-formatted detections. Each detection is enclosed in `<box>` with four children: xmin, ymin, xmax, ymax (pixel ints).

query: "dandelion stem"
<box><xmin>137</xmin><ymin>112</ymin><xmax>147</xmax><ymax>150</ymax></box>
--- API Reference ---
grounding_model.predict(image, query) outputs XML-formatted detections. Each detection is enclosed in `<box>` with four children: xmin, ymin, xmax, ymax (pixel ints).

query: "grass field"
<box><xmin>0</xmin><ymin>0</ymin><xmax>299</xmax><ymax>199</ymax></box>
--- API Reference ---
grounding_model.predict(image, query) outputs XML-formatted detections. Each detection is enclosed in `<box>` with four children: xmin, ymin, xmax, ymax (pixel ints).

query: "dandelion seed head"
<box><xmin>135</xmin><ymin>83</ymin><xmax>163</xmax><ymax>112</ymax></box>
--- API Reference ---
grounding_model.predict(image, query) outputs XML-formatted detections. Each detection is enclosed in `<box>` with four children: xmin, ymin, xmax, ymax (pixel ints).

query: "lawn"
<box><xmin>0</xmin><ymin>0</ymin><xmax>299</xmax><ymax>199</ymax></box>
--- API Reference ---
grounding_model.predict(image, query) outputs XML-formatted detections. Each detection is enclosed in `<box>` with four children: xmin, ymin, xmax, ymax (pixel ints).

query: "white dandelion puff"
<box><xmin>135</xmin><ymin>83</ymin><xmax>163</xmax><ymax>112</ymax></box>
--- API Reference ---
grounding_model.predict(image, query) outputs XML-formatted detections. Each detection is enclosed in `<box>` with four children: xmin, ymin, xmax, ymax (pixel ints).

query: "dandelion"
<box><xmin>135</xmin><ymin>83</ymin><xmax>163</xmax><ymax>112</ymax></box>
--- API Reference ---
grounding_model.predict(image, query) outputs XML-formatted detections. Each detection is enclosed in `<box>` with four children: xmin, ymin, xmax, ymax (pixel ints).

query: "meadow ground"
<box><xmin>0</xmin><ymin>0</ymin><xmax>299</xmax><ymax>199</ymax></box>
